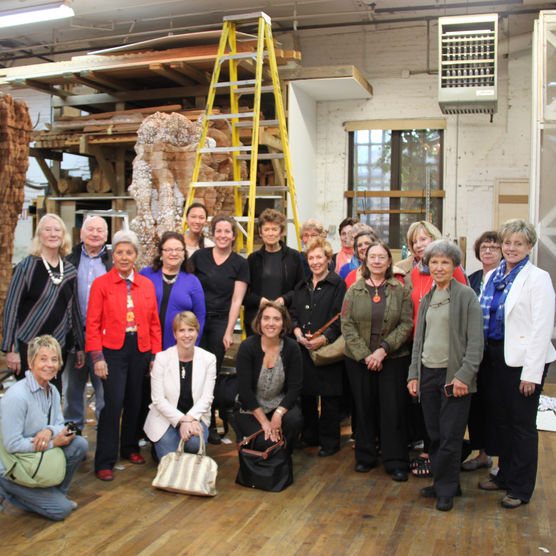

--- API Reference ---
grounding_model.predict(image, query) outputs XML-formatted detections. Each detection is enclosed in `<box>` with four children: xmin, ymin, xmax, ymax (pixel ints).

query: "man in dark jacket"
<box><xmin>63</xmin><ymin>215</ymin><xmax>112</xmax><ymax>431</ymax></box>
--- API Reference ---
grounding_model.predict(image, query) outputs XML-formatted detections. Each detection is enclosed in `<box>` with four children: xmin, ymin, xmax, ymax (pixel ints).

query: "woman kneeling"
<box><xmin>0</xmin><ymin>335</ymin><xmax>88</xmax><ymax>521</ymax></box>
<box><xmin>144</xmin><ymin>312</ymin><xmax>216</xmax><ymax>459</ymax></box>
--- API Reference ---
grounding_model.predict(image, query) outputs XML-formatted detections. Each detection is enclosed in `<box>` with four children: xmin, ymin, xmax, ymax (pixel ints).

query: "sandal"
<box><xmin>411</xmin><ymin>456</ymin><xmax>432</xmax><ymax>477</ymax></box>
<box><xmin>410</xmin><ymin>455</ymin><xmax>428</xmax><ymax>470</ymax></box>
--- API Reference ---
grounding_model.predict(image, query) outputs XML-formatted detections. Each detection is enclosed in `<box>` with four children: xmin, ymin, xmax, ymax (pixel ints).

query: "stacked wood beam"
<box><xmin>0</xmin><ymin>94</ymin><xmax>33</xmax><ymax>338</ymax></box>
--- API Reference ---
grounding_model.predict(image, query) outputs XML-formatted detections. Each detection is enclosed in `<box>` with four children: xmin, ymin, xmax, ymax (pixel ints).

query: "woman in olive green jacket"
<box><xmin>341</xmin><ymin>241</ymin><xmax>413</xmax><ymax>480</ymax></box>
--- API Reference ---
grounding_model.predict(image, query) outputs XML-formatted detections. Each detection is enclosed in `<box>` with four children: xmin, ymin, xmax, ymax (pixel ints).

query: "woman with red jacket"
<box><xmin>86</xmin><ymin>230</ymin><xmax>162</xmax><ymax>481</ymax></box>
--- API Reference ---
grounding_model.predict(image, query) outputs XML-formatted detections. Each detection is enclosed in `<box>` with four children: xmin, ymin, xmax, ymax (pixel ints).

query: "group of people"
<box><xmin>0</xmin><ymin>205</ymin><xmax>554</xmax><ymax>519</ymax></box>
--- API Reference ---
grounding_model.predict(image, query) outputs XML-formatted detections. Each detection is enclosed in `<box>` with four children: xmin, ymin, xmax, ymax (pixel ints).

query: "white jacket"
<box><xmin>144</xmin><ymin>345</ymin><xmax>216</xmax><ymax>441</ymax></box>
<box><xmin>484</xmin><ymin>261</ymin><xmax>556</xmax><ymax>383</ymax></box>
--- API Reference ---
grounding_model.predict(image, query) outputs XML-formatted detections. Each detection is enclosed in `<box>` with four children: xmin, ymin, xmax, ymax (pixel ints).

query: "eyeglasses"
<box><xmin>480</xmin><ymin>245</ymin><xmax>500</xmax><ymax>252</ymax></box>
<box><xmin>162</xmin><ymin>248</ymin><xmax>185</xmax><ymax>254</ymax></box>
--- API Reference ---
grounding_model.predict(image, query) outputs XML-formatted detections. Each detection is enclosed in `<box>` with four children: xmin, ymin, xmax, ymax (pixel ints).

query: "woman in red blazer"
<box><xmin>86</xmin><ymin>230</ymin><xmax>162</xmax><ymax>481</ymax></box>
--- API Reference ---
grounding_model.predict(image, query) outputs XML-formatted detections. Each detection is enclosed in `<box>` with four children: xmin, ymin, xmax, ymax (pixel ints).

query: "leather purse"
<box><xmin>152</xmin><ymin>435</ymin><xmax>218</xmax><ymax>496</ymax></box>
<box><xmin>236</xmin><ymin>429</ymin><xmax>293</xmax><ymax>492</ymax></box>
<box><xmin>307</xmin><ymin>313</ymin><xmax>345</xmax><ymax>366</ymax></box>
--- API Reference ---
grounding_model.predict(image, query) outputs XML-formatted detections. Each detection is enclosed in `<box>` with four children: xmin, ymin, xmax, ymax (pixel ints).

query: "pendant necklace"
<box><xmin>162</xmin><ymin>272</ymin><xmax>178</xmax><ymax>285</ymax></box>
<box><xmin>180</xmin><ymin>362</ymin><xmax>187</xmax><ymax>379</ymax></box>
<box><xmin>41</xmin><ymin>255</ymin><xmax>64</xmax><ymax>285</ymax></box>
<box><xmin>368</xmin><ymin>277</ymin><xmax>386</xmax><ymax>303</ymax></box>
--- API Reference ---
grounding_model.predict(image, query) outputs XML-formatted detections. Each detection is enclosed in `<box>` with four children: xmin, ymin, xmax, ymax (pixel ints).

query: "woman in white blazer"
<box><xmin>144</xmin><ymin>312</ymin><xmax>216</xmax><ymax>459</ymax></box>
<box><xmin>479</xmin><ymin>219</ymin><xmax>556</xmax><ymax>508</ymax></box>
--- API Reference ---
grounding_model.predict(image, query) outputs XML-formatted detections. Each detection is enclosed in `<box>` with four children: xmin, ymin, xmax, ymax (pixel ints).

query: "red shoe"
<box><xmin>96</xmin><ymin>469</ymin><xmax>114</xmax><ymax>481</ymax></box>
<box><xmin>128</xmin><ymin>452</ymin><xmax>146</xmax><ymax>465</ymax></box>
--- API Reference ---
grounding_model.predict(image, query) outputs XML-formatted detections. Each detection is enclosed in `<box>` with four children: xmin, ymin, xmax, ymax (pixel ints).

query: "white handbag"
<box><xmin>152</xmin><ymin>435</ymin><xmax>218</xmax><ymax>496</ymax></box>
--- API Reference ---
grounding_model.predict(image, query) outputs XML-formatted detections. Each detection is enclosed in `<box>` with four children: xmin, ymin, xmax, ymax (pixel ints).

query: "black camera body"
<box><xmin>64</xmin><ymin>421</ymin><xmax>80</xmax><ymax>435</ymax></box>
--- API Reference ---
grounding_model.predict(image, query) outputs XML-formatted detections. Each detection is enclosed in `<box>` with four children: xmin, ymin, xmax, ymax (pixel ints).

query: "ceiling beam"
<box><xmin>173</xmin><ymin>61</ymin><xmax>211</xmax><ymax>84</ymax></box>
<box><xmin>12</xmin><ymin>79</ymin><xmax>74</xmax><ymax>98</ymax></box>
<box><xmin>149</xmin><ymin>63</ymin><xmax>195</xmax><ymax>86</ymax></box>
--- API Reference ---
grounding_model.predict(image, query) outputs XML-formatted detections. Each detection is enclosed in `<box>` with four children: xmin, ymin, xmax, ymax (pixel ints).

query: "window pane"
<box><xmin>400</xmin><ymin>130</ymin><xmax>442</xmax><ymax>190</ymax></box>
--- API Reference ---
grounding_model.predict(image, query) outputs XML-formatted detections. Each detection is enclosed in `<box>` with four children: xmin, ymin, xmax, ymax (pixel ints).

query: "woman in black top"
<box><xmin>244</xmin><ymin>209</ymin><xmax>304</xmax><ymax>336</ymax></box>
<box><xmin>189</xmin><ymin>214</ymin><xmax>249</xmax><ymax>442</ymax></box>
<box><xmin>236</xmin><ymin>301</ymin><xmax>303</xmax><ymax>452</ymax></box>
<box><xmin>290</xmin><ymin>237</ymin><xmax>346</xmax><ymax>457</ymax></box>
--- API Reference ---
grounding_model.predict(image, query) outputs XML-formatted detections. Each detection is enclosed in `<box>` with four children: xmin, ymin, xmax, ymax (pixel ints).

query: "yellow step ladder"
<box><xmin>182</xmin><ymin>11</ymin><xmax>301</xmax><ymax>253</ymax></box>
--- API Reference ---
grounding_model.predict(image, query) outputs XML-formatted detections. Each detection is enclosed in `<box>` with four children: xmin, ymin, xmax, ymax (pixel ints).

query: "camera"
<box><xmin>64</xmin><ymin>421</ymin><xmax>80</xmax><ymax>436</ymax></box>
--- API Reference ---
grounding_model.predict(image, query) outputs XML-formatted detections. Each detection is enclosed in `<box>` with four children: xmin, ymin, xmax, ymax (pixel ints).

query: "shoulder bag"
<box><xmin>0</xmin><ymin>404</ymin><xmax>66</xmax><ymax>488</ymax></box>
<box><xmin>307</xmin><ymin>313</ymin><xmax>345</xmax><ymax>366</ymax></box>
<box><xmin>152</xmin><ymin>434</ymin><xmax>218</xmax><ymax>496</ymax></box>
<box><xmin>236</xmin><ymin>429</ymin><xmax>292</xmax><ymax>492</ymax></box>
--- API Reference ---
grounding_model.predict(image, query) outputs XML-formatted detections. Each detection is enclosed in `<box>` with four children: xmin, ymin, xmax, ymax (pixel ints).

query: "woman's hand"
<box><xmin>222</xmin><ymin>330</ymin><xmax>234</xmax><ymax>351</ymax></box>
<box><xmin>32</xmin><ymin>428</ymin><xmax>53</xmax><ymax>452</ymax></box>
<box><xmin>269</xmin><ymin>409</ymin><xmax>284</xmax><ymax>439</ymax></box>
<box><xmin>306</xmin><ymin>335</ymin><xmax>327</xmax><ymax>352</ymax></box>
<box><xmin>179</xmin><ymin>420</ymin><xmax>203</xmax><ymax>441</ymax></box>
<box><xmin>295</xmin><ymin>328</ymin><xmax>311</xmax><ymax>350</ymax></box>
<box><xmin>519</xmin><ymin>380</ymin><xmax>536</xmax><ymax>397</ymax></box>
<box><xmin>365</xmin><ymin>348</ymin><xmax>386</xmax><ymax>371</ymax></box>
<box><xmin>52</xmin><ymin>427</ymin><xmax>75</xmax><ymax>447</ymax></box>
<box><xmin>6</xmin><ymin>351</ymin><xmax>21</xmax><ymax>375</ymax></box>
<box><xmin>451</xmin><ymin>377</ymin><xmax>469</xmax><ymax>397</ymax></box>
<box><xmin>94</xmin><ymin>360</ymin><xmax>108</xmax><ymax>379</ymax></box>
<box><xmin>407</xmin><ymin>379</ymin><xmax>418</xmax><ymax>397</ymax></box>
<box><xmin>261</xmin><ymin>417</ymin><xmax>281</xmax><ymax>443</ymax></box>
<box><xmin>75</xmin><ymin>350</ymin><xmax>85</xmax><ymax>369</ymax></box>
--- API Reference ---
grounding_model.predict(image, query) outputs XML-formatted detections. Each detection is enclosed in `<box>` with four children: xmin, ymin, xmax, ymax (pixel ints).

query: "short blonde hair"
<box><xmin>30</xmin><ymin>214</ymin><xmax>72</xmax><ymax>257</ymax></box>
<box><xmin>406</xmin><ymin>220</ymin><xmax>442</xmax><ymax>256</ymax></box>
<box><xmin>499</xmin><ymin>219</ymin><xmax>537</xmax><ymax>246</ymax></box>
<box><xmin>27</xmin><ymin>335</ymin><xmax>63</xmax><ymax>371</ymax></box>
<box><xmin>301</xmin><ymin>218</ymin><xmax>325</xmax><ymax>236</ymax></box>
<box><xmin>305</xmin><ymin>236</ymin><xmax>333</xmax><ymax>260</ymax></box>
<box><xmin>172</xmin><ymin>311</ymin><xmax>200</xmax><ymax>334</ymax></box>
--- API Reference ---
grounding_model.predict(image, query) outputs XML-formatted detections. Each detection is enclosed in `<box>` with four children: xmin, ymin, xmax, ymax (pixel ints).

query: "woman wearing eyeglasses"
<box><xmin>140</xmin><ymin>231</ymin><xmax>206</xmax><ymax>350</ymax></box>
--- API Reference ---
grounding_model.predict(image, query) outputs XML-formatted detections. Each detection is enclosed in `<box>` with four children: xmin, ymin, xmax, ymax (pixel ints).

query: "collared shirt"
<box><xmin>78</xmin><ymin>244</ymin><xmax>108</xmax><ymax>326</ymax></box>
<box><xmin>24</xmin><ymin>370</ymin><xmax>56</xmax><ymax>440</ymax></box>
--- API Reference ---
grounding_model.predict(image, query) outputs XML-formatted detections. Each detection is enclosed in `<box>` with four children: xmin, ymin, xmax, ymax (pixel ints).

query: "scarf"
<box><xmin>480</xmin><ymin>256</ymin><xmax>529</xmax><ymax>340</ymax></box>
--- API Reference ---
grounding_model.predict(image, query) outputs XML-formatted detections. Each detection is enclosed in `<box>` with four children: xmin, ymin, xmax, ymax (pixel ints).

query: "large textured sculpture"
<box><xmin>129</xmin><ymin>111</ymin><xmax>246</xmax><ymax>268</ymax></box>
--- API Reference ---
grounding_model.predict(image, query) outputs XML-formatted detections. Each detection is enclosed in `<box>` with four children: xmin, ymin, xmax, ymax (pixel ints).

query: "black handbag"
<box><xmin>236</xmin><ymin>429</ymin><xmax>293</xmax><ymax>492</ymax></box>
<box><xmin>213</xmin><ymin>370</ymin><xmax>238</xmax><ymax>413</ymax></box>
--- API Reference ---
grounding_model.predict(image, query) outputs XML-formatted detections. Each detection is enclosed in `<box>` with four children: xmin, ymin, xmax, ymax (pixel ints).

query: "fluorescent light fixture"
<box><xmin>0</xmin><ymin>2</ymin><xmax>75</xmax><ymax>29</ymax></box>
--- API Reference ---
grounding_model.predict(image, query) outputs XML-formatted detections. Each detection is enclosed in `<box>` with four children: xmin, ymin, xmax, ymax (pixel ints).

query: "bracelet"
<box><xmin>275</xmin><ymin>408</ymin><xmax>285</xmax><ymax>416</ymax></box>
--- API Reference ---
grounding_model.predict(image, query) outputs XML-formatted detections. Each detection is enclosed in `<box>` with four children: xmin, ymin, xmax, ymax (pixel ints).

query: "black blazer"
<box><xmin>236</xmin><ymin>335</ymin><xmax>302</xmax><ymax>411</ymax></box>
<box><xmin>243</xmin><ymin>241</ymin><xmax>304</xmax><ymax>331</ymax></box>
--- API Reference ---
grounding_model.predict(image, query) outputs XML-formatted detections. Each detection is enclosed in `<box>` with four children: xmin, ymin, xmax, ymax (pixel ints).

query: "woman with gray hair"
<box><xmin>408</xmin><ymin>239</ymin><xmax>484</xmax><ymax>511</ymax></box>
<box><xmin>0</xmin><ymin>335</ymin><xmax>88</xmax><ymax>520</ymax></box>
<box><xmin>2</xmin><ymin>213</ymin><xmax>85</xmax><ymax>392</ymax></box>
<box><xmin>478</xmin><ymin>219</ymin><xmax>555</xmax><ymax>508</ymax></box>
<box><xmin>86</xmin><ymin>230</ymin><xmax>162</xmax><ymax>481</ymax></box>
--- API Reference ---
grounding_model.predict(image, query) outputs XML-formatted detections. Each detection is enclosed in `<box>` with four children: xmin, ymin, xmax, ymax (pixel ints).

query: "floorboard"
<box><xmin>0</xmin><ymin>384</ymin><xmax>555</xmax><ymax>555</ymax></box>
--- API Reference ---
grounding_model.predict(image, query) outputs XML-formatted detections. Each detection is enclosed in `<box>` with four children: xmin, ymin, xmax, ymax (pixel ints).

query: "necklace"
<box><xmin>368</xmin><ymin>276</ymin><xmax>386</xmax><ymax>303</ymax></box>
<box><xmin>162</xmin><ymin>272</ymin><xmax>178</xmax><ymax>285</ymax></box>
<box><xmin>41</xmin><ymin>255</ymin><xmax>64</xmax><ymax>285</ymax></box>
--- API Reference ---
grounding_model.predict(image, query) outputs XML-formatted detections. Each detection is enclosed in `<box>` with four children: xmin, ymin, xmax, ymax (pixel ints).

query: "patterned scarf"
<box><xmin>480</xmin><ymin>256</ymin><xmax>529</xmax><ymax>339</ymax></box>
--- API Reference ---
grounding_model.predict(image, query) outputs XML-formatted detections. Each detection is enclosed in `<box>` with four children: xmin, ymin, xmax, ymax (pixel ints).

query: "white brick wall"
<box><xmin>284</xmin><ymin>21</ymin><xmax>532</xmax><ymax>272</ymax></box>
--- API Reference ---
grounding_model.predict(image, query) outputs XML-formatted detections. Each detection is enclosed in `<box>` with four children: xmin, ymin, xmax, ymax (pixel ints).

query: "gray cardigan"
<box><xmin>0</xmin><ymin>376</ymin><xmax>64</xmax><ymax>473</ymax></box>
<box><xmin>408</xmin><ymin>279</ymin><xmax>484</xmax><ymax>393</ymax></box>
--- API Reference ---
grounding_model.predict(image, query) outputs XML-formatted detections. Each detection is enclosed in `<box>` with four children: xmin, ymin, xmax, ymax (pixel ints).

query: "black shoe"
<box><xmin>421</xmin><ymin>485</ymin><xmax>462</xmax><ymax>498</ymax></box>
<box><xmin>392</xmin><ymin>469</ymin><xmax>408</xmax><ymax>482</ymax></box>
<box><xmin>318</xmin><ymin>447</ymin><xmax>339</xmax><ymax>457</ymax></box>
<box><xmin>207</xmin><ymin>428</ymin><xmax>221</xmax><ymax>445</ymax></box>
<box><xmin>355</xmin><ymin>462</ymin><xmax>376</xmax><ymax>473</ymax></box>
<box><xmin>436</xmin><ymin>496</ymin><xmax>454</xmax><ymax>511</ymax></box>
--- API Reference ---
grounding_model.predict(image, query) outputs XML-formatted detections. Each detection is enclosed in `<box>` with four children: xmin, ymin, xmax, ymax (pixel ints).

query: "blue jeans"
<box><xmin>0</xmin><ymin>435</ymin><xmax>88</xmax><ymax>521</ymax></box>
<box><xmin>154</xmin><ymin>422</ymin><xmax>209</xmax><ymax>460</ymax></box>
<box><xmin>63</xmin><ymin>351</ymin><xmax>104</xmax><ymax>429</ymax></box>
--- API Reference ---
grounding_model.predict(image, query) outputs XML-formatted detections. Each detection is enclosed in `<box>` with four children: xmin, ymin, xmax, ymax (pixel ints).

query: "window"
<box><xmin>347</xmin><ymin>124</ymin><xmax>445</xmax><ymax>249</ymax></box>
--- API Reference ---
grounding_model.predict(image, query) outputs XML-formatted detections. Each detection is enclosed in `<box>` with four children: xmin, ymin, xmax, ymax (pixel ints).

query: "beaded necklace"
<box><xmin>41</xmin><ymin>255</ymin><xmax>64</xmax><ymax>285</ymax></box>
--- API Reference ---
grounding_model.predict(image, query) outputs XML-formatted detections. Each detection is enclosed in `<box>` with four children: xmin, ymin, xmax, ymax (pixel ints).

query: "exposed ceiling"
<box><xmin>1</xmin><ymin>0</ymin><xmax>554</xmax><ymax>67</ymax></box>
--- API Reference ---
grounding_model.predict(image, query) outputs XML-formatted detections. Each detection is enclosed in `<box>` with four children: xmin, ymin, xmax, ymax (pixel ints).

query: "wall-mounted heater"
<box><xmin>438</xmin><ymin>14</ymin><xmax>498</xmax><ymax>115</ymax></box>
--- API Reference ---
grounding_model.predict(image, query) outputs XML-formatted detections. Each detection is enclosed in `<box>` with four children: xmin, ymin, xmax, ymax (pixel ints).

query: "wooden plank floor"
<box><xmin>1</xmin><ymin>385</ymin><xmax>555</xmax><ymax>555</ymax></box>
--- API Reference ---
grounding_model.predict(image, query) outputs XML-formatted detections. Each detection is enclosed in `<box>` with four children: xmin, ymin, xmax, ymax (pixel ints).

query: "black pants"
<box><xmin>485</xmin><ymin>340</ymin><xmax>547</xmax><ymax>502</ymax></box>
<box><xmin>346</xmin><ymin>356</ymin><xmax>409</xmax><ymax>472</ymax></box>
<box><xmin>17</xmin><ymin>341</ymin><xmax>64</xmax><ymax>393</ymax></box>
<box><xmin>94</xmin><ymin>334</ymin><xmax>150</xmax><ymax>472</ymax></box>
<box><xmin>420</xmin><ymin>366</ymin><xmax>471</xmax><ymax>497</ymax></box>
<box><xmin>301</xmin><ymin>394</ymin><xmax>341</xmax><ymax>452</ymax></box>
<box><xmin>235</xmin><ymin>406</ymin><xmax>303</xmax><ymax>454</ymax></box>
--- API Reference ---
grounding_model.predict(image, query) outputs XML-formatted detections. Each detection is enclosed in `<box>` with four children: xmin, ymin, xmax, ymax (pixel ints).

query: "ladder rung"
<box><xmin>207</xmin><ymin>112</ymin><xmax>254</xmax><ymax>120</ymax></box>
<box><xmin>191</xmin><ymin>181</ymin><xmax>251</xmax><ymax>187</ymax></box>
<box><xmin>238</xmin><ymin>186</ymin><xmax>290</xmax><ymax>193</ymax></box>
<box><xmin>199</xmin><ymin>146</ymin><xmax>253</xmax><ymax>153</ymax></box>
<box><xmin>236</xmin><ymin>153</ymin><xmax>284</xmax><ymax>160</ymax></box>
<box><xmin>218</xmin><ymin>52</ymin><xmax>265</xmax><ymax>62</ymax></box>
<box><xmin>213</xmin><ymin>79</ymin><xmax>257</xmax><ymax>88</ymax></box>
<box><xmin>233</xmin><ymin>119</ymin><xmax>279</xmax><ymax>128</ymax></box>
<box><xmin>233</xmin><ymin>85</ymin><xmax>275</xmax><ymax>95</ymax></box>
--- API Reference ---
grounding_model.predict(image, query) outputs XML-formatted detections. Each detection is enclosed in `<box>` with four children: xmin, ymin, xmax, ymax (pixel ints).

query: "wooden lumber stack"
<box><xmin>0</xmin><ymin>94</ymin><xmax>33</xmax><ymax>339</ymax></box>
